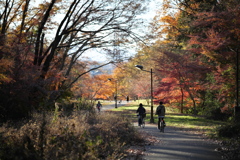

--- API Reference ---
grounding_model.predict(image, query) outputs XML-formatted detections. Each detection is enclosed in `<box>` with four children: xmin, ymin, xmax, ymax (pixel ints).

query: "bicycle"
<box><xmin>158</xmin><ymin>116</ymin><xmax>165</xmax><ymax>132</ymax></box>
<box><xmin>159</xmin><ymin>119</ymin><xmax>165</xmax><ymax>132</ymax></box>
<box><xmin>137</xmin><ymin>114</ymin><xmax>145</xmax><ymax>128</ymax></box>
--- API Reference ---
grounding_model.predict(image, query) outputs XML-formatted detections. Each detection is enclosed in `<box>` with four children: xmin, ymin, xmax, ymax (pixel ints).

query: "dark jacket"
<box><xmin>155</xmin><ymin>105</ymin><xmax>165</xmax><ymax>116</ymax></box>
<box><xmin>137</xmin><ymin>106</ymin><xmax>146</xmax><ymax>115</ymax></box>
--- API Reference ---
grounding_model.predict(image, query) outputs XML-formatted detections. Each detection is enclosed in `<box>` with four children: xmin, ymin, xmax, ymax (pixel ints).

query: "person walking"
<box><xmin>96</xmin><ymin>101</ymin><xmax>102</xmax><ymax>112</ymax></box>
<box><xmin>155</xmin><ymin>101</ymin><xmax>166</xmax><ymax>129</ymax></box>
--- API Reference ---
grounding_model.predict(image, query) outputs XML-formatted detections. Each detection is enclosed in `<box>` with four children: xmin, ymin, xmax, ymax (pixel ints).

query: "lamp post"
<box><xmin>135</xmin><ymin>65</ymin><xmax>154</xmax><ymax>123</ymax></box>
<box><xmin>108</xmin><ymin>78</ymin><xmax>118</xmax><ymax>108</ymax></box>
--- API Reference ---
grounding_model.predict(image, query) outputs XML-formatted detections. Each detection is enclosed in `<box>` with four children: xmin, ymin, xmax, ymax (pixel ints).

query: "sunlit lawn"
<box><xmin>110</xmin><ymin>100</ymin><xmax>227</xmax><ymax>137</ymax></box>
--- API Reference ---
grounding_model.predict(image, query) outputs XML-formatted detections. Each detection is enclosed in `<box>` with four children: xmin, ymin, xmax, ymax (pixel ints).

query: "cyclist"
<box><xmin>96</xmin><ymin>101</ymin><xmax>102</xmax><ymax>112</ymax></box>
<box><xmin>155</xmin><ymin>101</ymin><xmax>166</xmax><ymax>130</ymax></box>
<box><xmin>136</xmin><ymin>103</ymin><xmax>146</xmax><ymax>126</ymax></box>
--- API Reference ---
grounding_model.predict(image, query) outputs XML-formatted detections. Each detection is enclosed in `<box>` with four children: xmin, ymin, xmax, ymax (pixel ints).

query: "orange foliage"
<box><xmin>0</xmin><ymin>58</ymin><xmax>14</xmax><ymax>84</ymax></box>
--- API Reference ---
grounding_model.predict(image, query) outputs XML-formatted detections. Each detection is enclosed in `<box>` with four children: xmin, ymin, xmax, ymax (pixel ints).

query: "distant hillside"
<box><xmin>90</xmin><ymin>63</ymin><xmax>114</xmax><ymax>76</ymax></box>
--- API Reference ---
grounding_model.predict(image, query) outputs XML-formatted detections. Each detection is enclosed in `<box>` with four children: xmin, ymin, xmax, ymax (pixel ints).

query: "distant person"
<box><xmin>136</xmin><ymin>103</ymin><xmax>146</xmax><ymax>126</ymax></box>
<box><xmin>126</xmin><ymin>96</ymin><xmax>129</xmax><ymax>102</ymax></box>
<box><xmin>155</xmin><ymin>101</ymin><xmax>166</xmax><ymax>129</ymax></box>
<box><xmin>96</xmin><ymin>101</ymin><xmax>102</xmax><ymax>112</ymax></box>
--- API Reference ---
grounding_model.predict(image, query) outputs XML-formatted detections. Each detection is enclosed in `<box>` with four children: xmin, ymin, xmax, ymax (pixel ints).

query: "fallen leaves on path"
<box><xmin>124</xmin><ymin>130</ymin><xmax>161</xmax><ymax>159</ymax></box>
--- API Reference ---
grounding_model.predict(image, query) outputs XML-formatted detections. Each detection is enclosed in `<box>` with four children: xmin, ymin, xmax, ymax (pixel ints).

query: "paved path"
<box><xmin>101</xmin><ymin>100</ymin><xmax>128</xmax><ymax>111</ymax></box>
<box><xmin>134</xmin><ymin>123</ymin><xmax>222</xmax><ymax>160</ymax></box>
<box><xmin>102</xmin><ymin>102</ymin><xmax>222</xmax><ymax>159</ymax></box>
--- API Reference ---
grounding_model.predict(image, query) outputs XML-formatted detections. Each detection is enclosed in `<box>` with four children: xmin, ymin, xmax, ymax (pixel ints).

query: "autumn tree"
<box><xmin>164</xmin><ymin>0</ymin><xmax>240</xmax><ymax>114</ymax></box>
<box><xmin>153</xmin><ymin>47</ymin><xmax>211</xmax><ymax>114</ymax></box>
<box><xmin>86</xmin><ymin>74</ymin><xmax>113</xmax><ymax>100</ymax></box>
<box><xmin>136</xmin><ymin>0</ymin><xmax>239</xmax><ymax>115</ymax></box>
<box><xmin>188</xmin><ymin>1</ymin><xmax>240</xmax><ymax>108</ymax></box>
<box><xmin>0</xmin><ymin>0</ymin><xmax>149</xmax><ymax>120</ymax></box>
<box><xmin>112</xmin><ymin>46</ymin><xmax>161</xmax><ymax>104</ymax></box>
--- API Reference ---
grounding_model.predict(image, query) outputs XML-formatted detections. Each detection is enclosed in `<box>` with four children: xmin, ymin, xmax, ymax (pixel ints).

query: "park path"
<box><xmin>101</xmin><ymin>100</ymin><xmax>128</xmax><ymax>111</ymax></box>
<box><xmin>101</xmin><ymin>102</ymin><xmax>222</xmax><ymax>159</ymax></box>
<box><xmin>134</xmin><ymin>123</ymin><xmax>222</xmax><ymax>160</ymax></box>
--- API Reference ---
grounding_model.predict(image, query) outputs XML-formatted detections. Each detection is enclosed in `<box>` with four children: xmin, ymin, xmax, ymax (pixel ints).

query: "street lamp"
<box><xmin>108</xmin><ymin>78</ymin><xmax>118</xmax><ymax>108</ymax></box>
<box><xmin>135</xmin><ymin>65</ymin><xmax>154</xmax><ymax>123</ymax></box>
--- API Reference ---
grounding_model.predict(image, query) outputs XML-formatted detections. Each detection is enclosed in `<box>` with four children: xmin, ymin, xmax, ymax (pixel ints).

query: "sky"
<box><xmin>83</xmin><ymin>0</ymin><xmax>162</xmax><ymax>62</ymax></box>
<box><xmin>35</xmin><ymin>0</ymin><xmax>163</xmax><ymax>63</ymax></box>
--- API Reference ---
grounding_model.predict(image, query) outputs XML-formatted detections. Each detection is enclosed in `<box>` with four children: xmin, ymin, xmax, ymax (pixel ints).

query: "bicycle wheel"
<box><xmin>138</xmin><ymin>116</ymin><xmax>142</xmax><ymax>127</ymax></box>
<box><xmin>141</xmin><ymin>119</ymin><xmax>145</xmax><ymax>128</ymax></box>
<box><xmin>160</xmin><ymin>121</ymin><xmax>164</xmax><ymax>132</ymax></box>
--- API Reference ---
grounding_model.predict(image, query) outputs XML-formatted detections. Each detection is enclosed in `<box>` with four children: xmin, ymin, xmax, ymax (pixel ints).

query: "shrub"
<box><xmin>208</xmin><ymin>108</ymin><xmax>231</xmax><ymax>121</ymax></box>
<box><xmin>218</xmin><ymin>123</ymin><xmax>240</xmax><ymax>138</ymax></box>
<box><xmin>0</xmin><ymin>111</ymin><xmax>144</xmax><ymax>160</ymax></box>
<box><xmin>217</xmin><ymin>122</ymin><xmax>240</xmax><ymax>160</ymax></box>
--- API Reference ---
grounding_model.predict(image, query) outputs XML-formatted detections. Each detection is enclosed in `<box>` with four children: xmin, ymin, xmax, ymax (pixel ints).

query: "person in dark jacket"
<box><xmin>155</xmin><ymin>101</ymin><xmax>166</xmax><ymax>129</ymax></box>
<box><xmin>136</xmin><ymin>103</ymin><xmax>146</xmax><ymax>126</ymax></box>
<box><xmin>96</xmin><ymin>101</ymin><xmax>102</xmax><ymax>112</ymax></box>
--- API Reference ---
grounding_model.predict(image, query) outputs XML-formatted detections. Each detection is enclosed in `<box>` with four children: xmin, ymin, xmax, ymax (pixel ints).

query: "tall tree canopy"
<box><xmin>128</xmin><ymin>0</ymin><xmax>240</xmax><ymax>116</ymax></box>
<box><xmin>0</xmin><ymin>0</ymin><xmax>148</xmax><ymax>120</ymax></box>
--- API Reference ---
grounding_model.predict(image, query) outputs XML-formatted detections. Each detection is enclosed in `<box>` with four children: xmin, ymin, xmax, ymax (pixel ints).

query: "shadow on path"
<box><xmin>101</xmin><ymin>102</ymin><xmax>222</xmax><ymax>160</ymax></box>
<box><xmin>134</xmin><ymin>123</ymin><xmax>222</xmax><ymax>160</ymax></box>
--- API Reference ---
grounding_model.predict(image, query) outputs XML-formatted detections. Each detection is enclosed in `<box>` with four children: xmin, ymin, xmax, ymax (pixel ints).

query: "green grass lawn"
<box><xmin>110</xmin><ymin>100</ymin><xmax>227</xmax><ymax>138</ymax></box>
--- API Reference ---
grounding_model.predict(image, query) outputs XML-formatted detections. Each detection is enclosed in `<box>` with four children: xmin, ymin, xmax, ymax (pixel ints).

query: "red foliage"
<box><xmin>152</xmin><ymin>49</ymin><xmax>212</xmax><ymax>108</ymax></box>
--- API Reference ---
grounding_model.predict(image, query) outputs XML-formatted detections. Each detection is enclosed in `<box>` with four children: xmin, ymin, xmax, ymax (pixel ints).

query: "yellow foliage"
<box><xmin>201</xmin><ymin>47</ymin><xmax>218</xmax><ymax>61</ymax></box>
<box><xmin>160</xmin><ymin>15</ymin><xmax>178</xmax><ymax>26</ymax></box>
<box><xmin>0</xmin><ymin>58</ymin><xmax>14</xmax><ymax>84</ymax></box>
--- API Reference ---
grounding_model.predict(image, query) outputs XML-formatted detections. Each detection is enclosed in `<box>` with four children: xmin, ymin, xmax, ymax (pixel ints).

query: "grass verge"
<box><xmin>111</xmin><ymin>101</ymin><xmax>227</xmax><ymax>138</ymax></box>
<box><xmin>111</xmin><ymin>101</ymin><xmax>238</xmax><ymax>160</ymax></box>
